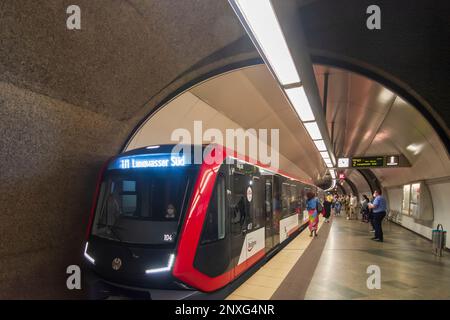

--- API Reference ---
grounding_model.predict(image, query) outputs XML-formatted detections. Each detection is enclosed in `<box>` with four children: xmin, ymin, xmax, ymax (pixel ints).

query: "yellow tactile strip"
<box><xmin>226</xmin><ymin>220</ymin><xmax>326</xmax><ymax>300</ymax></box>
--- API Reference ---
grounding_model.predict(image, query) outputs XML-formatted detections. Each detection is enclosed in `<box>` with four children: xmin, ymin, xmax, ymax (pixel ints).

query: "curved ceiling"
<box><xmin>127</xmin><ymin>64</ymin><xmax>326</xmax><ymax>183</ymax></box>
<box><xmin>314</xmin><ymin>65</ymin><xmax>450</xmax><ymax>193</ymax></box>
<box><xmin>128</xmin><ymin>64</ymin><xmax>450</xmax><ymax>196</ymax></box>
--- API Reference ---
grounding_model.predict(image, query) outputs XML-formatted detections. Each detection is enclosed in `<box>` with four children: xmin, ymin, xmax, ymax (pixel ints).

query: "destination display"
<box><xmin>351</xmin><ymin>156</ymin><xmax>385</xmax><ymax>168</ymax></box>
<box><xmin>108</xmin><ymin>154</ymin><xmax>186</xmax><ymax>170</ymax></box>
<box><xmin>334</xmin><ymin>155</ymin><xmax>408</xmax><ymax>168</ymax></box>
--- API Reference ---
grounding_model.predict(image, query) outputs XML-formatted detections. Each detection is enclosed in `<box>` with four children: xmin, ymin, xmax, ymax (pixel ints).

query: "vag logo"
<box><xmin>111</xmin><ymin>258</ymin><xmax>122</xmax><ymax>271</ymax></box>
<box><xmin>247</xmin><ymin>239</ymin><xmax>257</xmax><ymax>252</ymax></box>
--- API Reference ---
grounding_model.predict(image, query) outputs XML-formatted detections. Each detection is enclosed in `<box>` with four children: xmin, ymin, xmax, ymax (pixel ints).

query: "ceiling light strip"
<box><xmin>231</xmin><ymin>0</ymin><xmax>300</xmax><ymax>86</ymax></box>
<box><xmin>231</xmin><ymin>0</ymin><xmax>335</xmax><ymax>175</ymax></box>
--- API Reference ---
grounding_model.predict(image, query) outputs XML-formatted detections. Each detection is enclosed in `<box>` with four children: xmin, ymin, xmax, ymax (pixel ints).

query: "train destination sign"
<box><xmin>109</xmin><ymin>154</ymin><xmax>186</xmax><ymax>170</ymax></box>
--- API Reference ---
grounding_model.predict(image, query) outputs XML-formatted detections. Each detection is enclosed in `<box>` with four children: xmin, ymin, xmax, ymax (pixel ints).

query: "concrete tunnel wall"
<box><xmin>0</xmin><ymin>81</ymin><xmax>130</xmax><ymax>298</ymax></box>
<box><xmin>0</xmin><ymin>0</ymin><xmax>449</xmax><ymax>299</ymax></box>
<box><xmin>0</xmin><ymin>0</ymin><xmax>257</xmax><ymax>298</ymax></box>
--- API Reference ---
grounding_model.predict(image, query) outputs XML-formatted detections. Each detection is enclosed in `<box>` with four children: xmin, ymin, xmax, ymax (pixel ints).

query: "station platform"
<box><xmin>227</xmin><ymin>216</ymin><xmax>450</xmax><ymax>300</ymax></box>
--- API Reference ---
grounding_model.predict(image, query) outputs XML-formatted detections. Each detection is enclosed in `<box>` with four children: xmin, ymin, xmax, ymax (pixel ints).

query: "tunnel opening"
<box><xmin>122</xmin><ymin>60</ymin><xmax>449</xmax><ymax>251</ymax></box>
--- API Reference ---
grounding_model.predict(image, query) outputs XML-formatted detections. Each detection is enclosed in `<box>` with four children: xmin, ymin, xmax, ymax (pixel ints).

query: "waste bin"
<box><xmin>432</xmin><ymin>224</ymin><xmax>447</xmax><ymax>257</ymax></box>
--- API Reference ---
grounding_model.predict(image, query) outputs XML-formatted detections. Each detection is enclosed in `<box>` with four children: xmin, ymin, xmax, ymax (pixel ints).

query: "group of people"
<box><xmin>305</xmin><ymin>190</ymin><xmax>387</xmax><ymax>242</ymax></box>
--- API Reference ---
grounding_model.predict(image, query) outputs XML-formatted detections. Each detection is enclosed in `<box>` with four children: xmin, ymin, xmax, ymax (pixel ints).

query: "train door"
<box><xmin>229</xmin><ymin>163</ymin><xmax>250</xmax><ymax>276</ymax></box>
<box><xmin>264</xmin><ymin>177</ymin><xmax>275</xmax><ymax>251</ymax></box>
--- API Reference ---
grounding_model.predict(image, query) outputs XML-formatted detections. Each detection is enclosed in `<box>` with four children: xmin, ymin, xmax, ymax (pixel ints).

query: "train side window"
<box><xmin>250</xmin><ymin>177</ymin><xmax>264</xmax><ymax>230</ymax></box>
<box><xmin>265</xmin><ymin>180</ymin><xmax>272</xmax><ymax>214</ymax></box>
<box><xmin>231</xmin><ymin>172</ymin><xmax>249</xmax><ymax>231</ymax></box>
<box><xmin>272</xmin><ymin>175</ymin><xmax>282</xmax><ymax>218</ymax></box>
<box><xmin>281</xmin><ymin>181</ymin><xmax>290</xmax><ymax>218</ymax></box>
<box><xmin>217</xmin><ymin>175</ymin><xmax>226</xmax><ymax>239</ymax></box>
<box><xmin>200</xmin><ymin>174</ymin><xmax>226</xmax><ymax>244</ymax></box>
<box><xmin>290</xmin><ymin>184</ymin><xmax>298</xmax><ymax>214</ymax></box>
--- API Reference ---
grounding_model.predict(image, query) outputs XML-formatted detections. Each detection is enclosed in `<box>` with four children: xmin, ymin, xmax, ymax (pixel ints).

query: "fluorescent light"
<box><xmin>146</xmin><ymin>145</ymin><xmax>160</xmax><ymax>149</ymax></box>
<box><xmin>233</xmin><ymin>0</ymin><xmax>300</xmax><ymax>85</ymax></box>
<box><xmin>326</xmin><ymin>178</ymin><xmax>337</xmax><ymax>191</ymax></box>
<box><xmin>325</xmin><ymin>162</ymin><xmax>333</xmax><ymax>168</ymax></box>
<box><xmin>284</xmin><ymin>87</ymin><xmax>315</xmax><ymax>122</ymax></box>
<box><xmin>314</xmin><ymin>140</ymin><xmax>326</xmax><ymax>151</ymax></box>
<box><xmin>145</xmin><ymin>254</ymin><xmax>175</xmax><ymax>274</ymax></box>
<box><xmin>320</xmin><ymin>151</ymin><xmax>330</xmax><ymax>159</ymax></box>
<box><xmin>406</xmin><ymin>143</ymin><xmax>423</xmax><ymax>155</ymax></box>
<box><xmin>330</xmin><ymin>170</ymin><xmax>336</xmax><ymax>179</ymax></box>
<box><xmin>304</xmin><ymin>122</ymin><xmax>322</xmax><ymax>140</ymax></box>
<box><xmin>84</xmin><ymin>242</ymin><xmax>95</xmax><ymax>265</ymax></box>
<box><xmin>331</xmin><ymin>180</ymin><xmax>336</xmax><ymax>188</ymax></box>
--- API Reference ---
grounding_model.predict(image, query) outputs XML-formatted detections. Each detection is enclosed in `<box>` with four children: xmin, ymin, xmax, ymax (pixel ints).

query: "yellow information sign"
<box><xmin>351</xmin><ymin>156</ymin><xmax>384</xmax><ymax>168</ymax></box>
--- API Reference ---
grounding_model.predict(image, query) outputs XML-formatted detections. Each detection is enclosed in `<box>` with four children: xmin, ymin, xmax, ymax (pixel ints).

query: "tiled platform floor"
<box><xmin>304</xmin><ymin>216</ymin><xmax>450</xmax><ymax>299</ymax></box>
<box><xmin>226</xmin><ymin>215</ymin><xmax>450</xmax><ymax>300</ymax></box>
<box><xmin>226</xmin><ymin>220</ymin><xmax>326</xmax><ymax>300</ymax></box>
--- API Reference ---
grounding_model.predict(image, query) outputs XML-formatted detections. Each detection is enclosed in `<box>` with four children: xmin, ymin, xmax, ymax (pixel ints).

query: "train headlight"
<box><xmin>145</xmin><ymin>254</ymin><xmax>175</xmax><ymax>274</ymax></box>
<box><xmin>84</xmin><ymin>242</ymin><xmax>95</xmax><ymax>265</ymax></box>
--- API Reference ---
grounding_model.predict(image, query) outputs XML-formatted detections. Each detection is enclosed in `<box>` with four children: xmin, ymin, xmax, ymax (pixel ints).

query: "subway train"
<box><xmin>84</xmin><ymin>144</ymin><xmax>322</xmax><ymax>299</ymax></box>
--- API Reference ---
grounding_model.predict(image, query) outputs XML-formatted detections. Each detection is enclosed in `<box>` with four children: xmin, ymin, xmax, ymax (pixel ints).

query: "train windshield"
<box><xmin>91</xmin><ymin>166</ymin><xmax>198</xmax><ymax>245</ymax></box>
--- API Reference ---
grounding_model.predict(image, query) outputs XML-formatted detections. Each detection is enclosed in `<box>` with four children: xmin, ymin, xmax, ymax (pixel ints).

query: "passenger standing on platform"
<box><xmin>360</xmin><ymin>195</ymin><xmax>370</xmax><ymax>222</ymax></box>
<box><xmin>349</xmin><ymin>193</ymin><xmax>357</xmax><ymax>220</ymax></box>
<box><xmin>334</xmin><ymin>197</ymin><xmax>342</xmax><ymax>216</ymax></box>
<box><xmin>368</xmin><ymin>190</ymin><xmax>387</xmax><ymax>242</ymax></box>
<box><xmin>344</xmin><ymin>195</ymin><xmax>350</xmax><ymax>219</ymax></box>
<box><xmin>323</xmin><ymin>194</ymin><xmax>333</xmax><ymax>223</ymax></box>
<box><xmin>306</xmin><ymin>191</ymin><xmax>320</xmax><ymax>237</ymax></box>
<box><xmin>368</xmin><ymin>196</ymin><xmax>375</xmax><ymax>232</ymax></box>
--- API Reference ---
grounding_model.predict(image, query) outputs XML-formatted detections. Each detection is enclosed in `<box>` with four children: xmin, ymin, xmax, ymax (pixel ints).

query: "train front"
<box><xmin>83</xmin><ymin>145</ymin><xmax>201</xmax><ymax>299</ymax></box>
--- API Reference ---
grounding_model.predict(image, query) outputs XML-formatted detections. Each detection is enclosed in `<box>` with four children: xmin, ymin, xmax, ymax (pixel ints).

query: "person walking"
<box><xmin>368</xmin><ymin>190</ymin><xmax>387</xmax><ymax>242</ymax></box>
<box><xmin>306</xmin><ymin>191</ymin><xmax>321</xmax><ymax>237</ymax></box>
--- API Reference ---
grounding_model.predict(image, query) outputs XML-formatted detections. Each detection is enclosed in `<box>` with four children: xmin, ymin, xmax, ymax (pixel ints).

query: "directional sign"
<box><xmin>386</xmin><ymin>155</ymin><xmax>399</xmax><ymax>166</ymax></box>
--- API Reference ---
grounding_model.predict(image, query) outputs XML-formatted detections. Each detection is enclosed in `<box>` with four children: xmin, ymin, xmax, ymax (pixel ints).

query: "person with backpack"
<box><xmin>306</xmin><ymin>191</ymin><xmax>321</xmax><ymax>237</ymax></box>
